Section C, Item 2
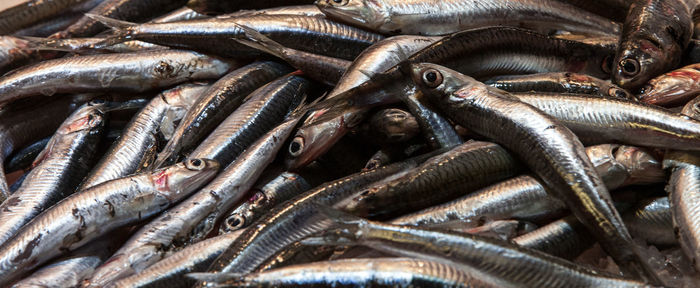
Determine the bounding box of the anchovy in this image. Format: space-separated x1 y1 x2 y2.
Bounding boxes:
255 241 337 272
316 0 619 36
309 208 648 288
220 172 311 233
200 151 441 279
511 92 700 151
111 230 244 288
0 156 218 284
286 35 439 169
223 5 323 18
189 74 308 166
287 27 614 169
150 6 209 23
409 63 660 283
152 61 293 168
5 137 50 174
233 23 351 86
80 83 209 189
187 0 314 14
623 197 676 246
57 0 188 38
97 14 384 60
0 36 37 75
485 72 634 99
555 0 631 22
0 50 234 106
26 37 169 54
613 0 693 89
0 0 100 34
403 91 463 149
637 63 700 106
340 141 523 219
192 258 501 288
0 97 88 203
360 108 420 145
513 214 593 260
0 101 108 246
13 13 83 37
85 114 303 287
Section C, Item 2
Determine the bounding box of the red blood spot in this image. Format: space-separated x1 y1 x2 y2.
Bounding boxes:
668 70 700 82
152 170 170 192
290 70 304 76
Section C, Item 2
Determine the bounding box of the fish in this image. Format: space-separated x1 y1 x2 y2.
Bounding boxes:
0 50 235 106
0 156 218 284
24 37 170 54
85 113 304 287
511 92 700 151
0 100 109 247
340 141 523 219
403 91 462 149
555 0 631 22
94 14 384 60
57 0 188 38
613 0 693 89
316 0 620 36
359 108 420 145
484 72 634 100
190 258 503 288
80 83 210 189
152 61 293 168
513 214 594 260
111 230 244 288
13 12 83 37
220 172 311 233
0 36 40 75
307 207 648 288
149 6 209 23
187 0 315 14
623 197 676 246
409 62 661 283
0 0 101 34
637 63 700 106
4 137 51 175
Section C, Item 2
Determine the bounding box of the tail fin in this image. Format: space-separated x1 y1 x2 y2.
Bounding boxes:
232 23 289 60
85 14 137 46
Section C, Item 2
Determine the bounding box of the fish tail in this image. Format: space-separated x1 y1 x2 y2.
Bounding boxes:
232 23 288 60
85 14 136 46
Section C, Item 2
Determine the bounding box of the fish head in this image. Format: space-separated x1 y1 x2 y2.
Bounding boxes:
60 100 108 135
682 95 700 120
285 109 362 170
370 108 419 143
151 158 219 201
587 144 629 190
409 63 478 106
315 0 386 31
637 67 700 106
614 146 665 187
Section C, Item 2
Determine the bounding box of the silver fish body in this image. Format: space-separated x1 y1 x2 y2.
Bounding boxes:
86 115 303 287
0 0 98 34
0 101 107 246
316 0 620 36
410 63 660 283
513 215 593 260
0 159 219 284
0 50 234 106
150 7 209 23
623 197 676 246
81 83 209 189
484 72 633 100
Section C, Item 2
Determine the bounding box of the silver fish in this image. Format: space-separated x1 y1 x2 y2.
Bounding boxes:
623 197 676 246
0 158 219 284
80 83 209 189
85 114 304 287
0 50 234 106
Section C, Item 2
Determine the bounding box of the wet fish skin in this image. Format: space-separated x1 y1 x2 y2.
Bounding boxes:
254 241 337 272
514 214 594 260
340 141 523 219
187 0 315 15
511 92 700 152
623 197 676 246
86 115 304 287
5 137 51 174
0 158 219 284
403 90 462 149
80 83 210 189
221 172 311 233
555 0 631 22
0 36 39 75
26 37 169 54
58 0 188 38
0 0 97 34
111 230 244 288
101 15 384 61
316 0 620 36
362 108 420 145
188 74 309 166
286 35 439 169
0 101 107 246
198 151 442 281
13 12 83 37
613 0 693 90
150 7 209 23
312 208 648 288
637 63 700 106
153 61 292 168
0 50 235 106
409 63 661 283
222 5 323 18
484 72 634 100
194 258 501 288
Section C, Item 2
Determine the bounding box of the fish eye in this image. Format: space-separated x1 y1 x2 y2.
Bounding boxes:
226 215 245 230
421 68 443 88
620 58 640 77
330 0 348 5
186 158 205 170
154 61 175 77
289 137 305 157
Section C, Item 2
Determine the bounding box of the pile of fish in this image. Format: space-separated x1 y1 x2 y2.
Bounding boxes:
4 0 700 287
